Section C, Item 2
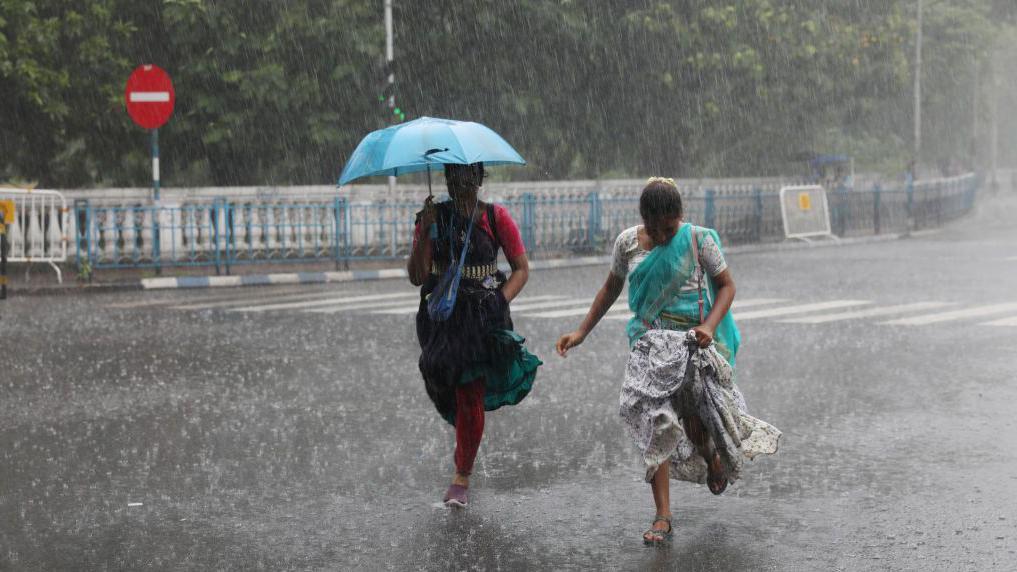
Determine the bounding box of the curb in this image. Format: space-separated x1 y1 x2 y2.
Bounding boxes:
7 282 143 297
134 231 938 291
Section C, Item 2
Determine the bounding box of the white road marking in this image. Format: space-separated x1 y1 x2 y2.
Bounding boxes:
367 295 568 316
526 305 624 319
302 299 424 314
981 315 1017 326
601 298 793 321
1005 256 1017 261
172 290 382 310
227 292 417 313
780 302 954 324
883 302 1017 325
511 298 591 313
532 297 789 320
106 286 326 308
734 300 871 321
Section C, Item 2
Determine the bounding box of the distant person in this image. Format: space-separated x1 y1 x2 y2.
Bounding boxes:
554 177 781 544
407 162 542 508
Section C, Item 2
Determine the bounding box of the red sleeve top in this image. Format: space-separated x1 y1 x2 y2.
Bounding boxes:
413 203 526 259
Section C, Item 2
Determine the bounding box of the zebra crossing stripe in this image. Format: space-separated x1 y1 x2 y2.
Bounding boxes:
882 302 1017 325
368 295 568 316
734 300 870 321
511 298 588 313
780 301 953 324
303 299 424 314
601 298 793 321
172 290 365 311
981 315 1017 326
537 297 788 320
526 304 626 319
226 292 418 313
107 285 322 309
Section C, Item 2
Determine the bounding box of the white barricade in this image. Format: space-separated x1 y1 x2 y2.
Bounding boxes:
0 188 69 282
779 185 837 242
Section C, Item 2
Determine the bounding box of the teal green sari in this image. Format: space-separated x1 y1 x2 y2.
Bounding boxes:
625 223 741 367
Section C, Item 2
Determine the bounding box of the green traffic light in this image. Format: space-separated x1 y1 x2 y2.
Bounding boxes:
393 107 401 115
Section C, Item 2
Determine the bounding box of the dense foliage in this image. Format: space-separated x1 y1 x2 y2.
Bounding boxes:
1 0 1013 187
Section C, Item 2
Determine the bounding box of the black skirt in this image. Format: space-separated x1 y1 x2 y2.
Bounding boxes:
415 271 540 424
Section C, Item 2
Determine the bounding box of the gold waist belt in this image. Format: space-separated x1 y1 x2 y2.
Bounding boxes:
430 262 498 280
654 311 698 329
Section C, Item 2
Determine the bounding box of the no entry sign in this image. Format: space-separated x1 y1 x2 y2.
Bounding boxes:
125 65 175 129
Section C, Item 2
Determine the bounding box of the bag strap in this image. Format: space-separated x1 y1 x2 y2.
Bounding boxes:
690 226 705 324
453 199 480 270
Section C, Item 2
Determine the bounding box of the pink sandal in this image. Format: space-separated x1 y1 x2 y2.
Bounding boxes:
443 484 468 508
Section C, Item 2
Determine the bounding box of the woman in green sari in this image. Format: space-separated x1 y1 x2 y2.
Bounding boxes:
556 177 780 545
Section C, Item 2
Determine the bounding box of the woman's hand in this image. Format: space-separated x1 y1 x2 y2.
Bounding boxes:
555 331 587 357
691 324 715 348
418 196 437 229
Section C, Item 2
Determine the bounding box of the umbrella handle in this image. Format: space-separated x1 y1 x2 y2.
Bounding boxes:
427 164 433 198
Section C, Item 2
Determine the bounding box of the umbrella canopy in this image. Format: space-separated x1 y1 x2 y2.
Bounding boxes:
338 116 526 186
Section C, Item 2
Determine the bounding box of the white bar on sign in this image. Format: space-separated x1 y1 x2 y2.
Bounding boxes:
153 157 160 181
130 92 171 102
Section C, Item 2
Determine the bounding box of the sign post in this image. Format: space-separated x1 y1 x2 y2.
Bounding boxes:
125 64 175 202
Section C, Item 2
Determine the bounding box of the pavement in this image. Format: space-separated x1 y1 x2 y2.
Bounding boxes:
1 195 1016 570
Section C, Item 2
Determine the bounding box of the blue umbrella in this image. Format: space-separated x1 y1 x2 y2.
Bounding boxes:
338 116 526 192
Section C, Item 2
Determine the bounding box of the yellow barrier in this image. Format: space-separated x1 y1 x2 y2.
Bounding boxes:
0 198 13 224
0 199 10 299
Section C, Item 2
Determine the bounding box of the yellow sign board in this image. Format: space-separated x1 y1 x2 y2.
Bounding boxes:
798 192 812 211
0 199 13 224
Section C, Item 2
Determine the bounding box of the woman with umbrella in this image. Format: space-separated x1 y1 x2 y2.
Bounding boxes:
555 177 780 544
407 162 541 507
339 117 542 507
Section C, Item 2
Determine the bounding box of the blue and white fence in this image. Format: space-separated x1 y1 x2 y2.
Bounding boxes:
62 173 979 273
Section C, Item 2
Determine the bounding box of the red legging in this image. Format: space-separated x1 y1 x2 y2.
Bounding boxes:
454 378 486 476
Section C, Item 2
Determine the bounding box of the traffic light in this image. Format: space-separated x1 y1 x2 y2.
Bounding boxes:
378 59 406 123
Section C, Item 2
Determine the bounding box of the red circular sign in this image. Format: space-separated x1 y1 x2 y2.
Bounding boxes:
125 64 175 129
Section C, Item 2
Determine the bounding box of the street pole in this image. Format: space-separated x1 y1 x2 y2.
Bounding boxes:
152 128 160 202
991 61 1000 192
914 0 923 178
973 60 980 172
385 0 396 194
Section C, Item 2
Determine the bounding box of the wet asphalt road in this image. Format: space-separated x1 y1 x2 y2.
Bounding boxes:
2 197 1016 571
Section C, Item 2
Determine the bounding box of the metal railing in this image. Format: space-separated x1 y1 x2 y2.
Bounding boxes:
0 188 69 282
63 173 978 273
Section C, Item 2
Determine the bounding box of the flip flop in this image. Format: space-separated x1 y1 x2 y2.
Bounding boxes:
642 515 673 545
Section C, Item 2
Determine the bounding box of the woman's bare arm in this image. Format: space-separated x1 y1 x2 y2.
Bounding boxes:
407 199 436 286
556 272 625 356
500 253 529 302
692 269 735 346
